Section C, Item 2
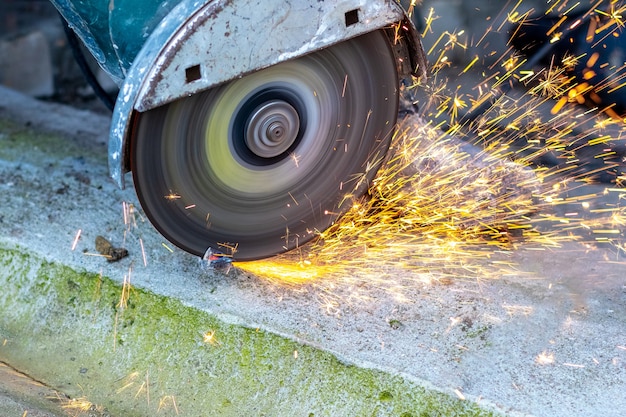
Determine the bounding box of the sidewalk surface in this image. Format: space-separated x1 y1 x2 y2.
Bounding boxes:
1 83 625 417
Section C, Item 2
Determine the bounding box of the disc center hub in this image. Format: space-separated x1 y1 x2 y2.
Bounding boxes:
245 100 300 158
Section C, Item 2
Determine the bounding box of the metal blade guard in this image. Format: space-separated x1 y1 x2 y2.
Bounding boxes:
50 0 427 260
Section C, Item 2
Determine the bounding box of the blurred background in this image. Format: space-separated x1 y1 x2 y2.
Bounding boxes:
0 0 116 113
2 0 625 182
0 0 547 110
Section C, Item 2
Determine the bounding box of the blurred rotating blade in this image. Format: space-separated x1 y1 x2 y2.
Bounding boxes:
131 30 399 261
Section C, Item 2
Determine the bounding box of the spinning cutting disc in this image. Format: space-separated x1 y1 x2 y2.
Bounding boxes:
131 30 399 260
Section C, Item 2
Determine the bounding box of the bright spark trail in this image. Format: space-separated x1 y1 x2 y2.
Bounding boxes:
238 0 626 299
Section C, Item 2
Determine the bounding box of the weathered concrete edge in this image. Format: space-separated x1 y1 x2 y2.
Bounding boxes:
0 243 513 417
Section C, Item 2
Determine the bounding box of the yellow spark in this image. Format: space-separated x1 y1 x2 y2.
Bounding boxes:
545 0 562 15
217 242 238 257
595 3 626 32
450 93 468 122
462 55 480 74
561 53 582 71
236 1 626 306
157 395 180 415
505 0 525 25
116 380 136 394
546 15 568 36
494 54 527 88
530 60 573 98
427 30 466 57
121 370 151 406
203 330 221 346
551 97 568 115
422 7 438 35
116 371 141 394
61 397 94 412
238 259 340 285
117 268 132 310
165 193 181 201
535 350 555 365
145 371 151 406
518 70 535 83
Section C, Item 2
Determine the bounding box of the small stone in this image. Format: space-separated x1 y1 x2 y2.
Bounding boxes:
95 235 128 262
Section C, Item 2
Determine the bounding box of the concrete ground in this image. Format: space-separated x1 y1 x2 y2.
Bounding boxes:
1 79 626 417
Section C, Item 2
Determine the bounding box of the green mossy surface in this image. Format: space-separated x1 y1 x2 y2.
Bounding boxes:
0 246 501 417
0 119 59 160
0 118 102 165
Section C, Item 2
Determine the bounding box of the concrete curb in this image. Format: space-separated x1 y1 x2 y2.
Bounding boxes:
1 86 625 417
0 246 497 417
0 86 505 416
